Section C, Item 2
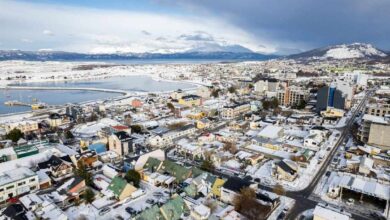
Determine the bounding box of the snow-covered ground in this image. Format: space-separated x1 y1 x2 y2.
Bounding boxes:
0 61 209 87
324 43 386 59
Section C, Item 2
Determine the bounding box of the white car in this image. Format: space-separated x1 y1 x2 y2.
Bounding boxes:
346 198 354 205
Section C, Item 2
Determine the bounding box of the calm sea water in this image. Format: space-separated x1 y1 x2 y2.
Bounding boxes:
1 75 196 114
0 89 119 114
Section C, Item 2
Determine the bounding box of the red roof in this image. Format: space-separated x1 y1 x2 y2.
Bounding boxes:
112 125 129 131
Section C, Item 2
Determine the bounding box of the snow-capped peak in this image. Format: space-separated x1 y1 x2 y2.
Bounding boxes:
324 43 386 59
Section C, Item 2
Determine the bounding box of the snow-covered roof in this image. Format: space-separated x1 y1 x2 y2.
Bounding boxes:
0 167 36 187
362 114 388 124
332 173 390 200
313 205 350 220
258 125 283 139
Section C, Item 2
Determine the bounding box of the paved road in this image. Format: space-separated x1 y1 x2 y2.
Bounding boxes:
284 90 372 220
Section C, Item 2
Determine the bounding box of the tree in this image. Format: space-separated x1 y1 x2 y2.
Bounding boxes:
296 100 307 109
74 161 93 186
262 100 270 110
84 188 95 204
223 142 238 154
64 130 74 139
5 128 23 142
200 160 215 172
130 125 142 133
125 170 141 187
248 83 254 89
167 102 175 111
270 97 279 108
228 86 236 94
272 184 286 196
211 89 220 98
233 187 270 220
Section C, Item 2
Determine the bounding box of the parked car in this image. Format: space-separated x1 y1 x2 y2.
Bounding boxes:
125 207 135 215
99 207 111 216
346 198 354 205
113 203 122 209
146 199 154 204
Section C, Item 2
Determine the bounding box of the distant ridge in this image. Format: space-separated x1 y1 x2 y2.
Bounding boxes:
287 43 387 60
0 50 278 61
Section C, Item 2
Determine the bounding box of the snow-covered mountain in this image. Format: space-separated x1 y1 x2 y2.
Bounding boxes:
287 43 387 60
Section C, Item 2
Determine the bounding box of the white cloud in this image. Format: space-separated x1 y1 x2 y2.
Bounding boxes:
42 30 54 36
21 38 33 43
0 1 278 54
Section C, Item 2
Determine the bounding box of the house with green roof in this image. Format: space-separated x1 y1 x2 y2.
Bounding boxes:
143 157 163 173
135 205 163 220
107 176 137 201
159 160 191 183
191 167 205 178
159 195 189 220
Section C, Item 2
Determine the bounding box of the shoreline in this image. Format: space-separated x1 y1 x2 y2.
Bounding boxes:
0 78 202 117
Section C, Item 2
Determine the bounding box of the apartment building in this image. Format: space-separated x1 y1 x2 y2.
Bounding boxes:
254 78 279 94
358 114 390 150
0 167 39 202
178 95 203 107
4 120 39 133
220 103 251 120
277 86 309 107
365 103 390 117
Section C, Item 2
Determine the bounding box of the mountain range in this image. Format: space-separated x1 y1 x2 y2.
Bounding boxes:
0 43 388 61
287 43 388 60
0 50 276 61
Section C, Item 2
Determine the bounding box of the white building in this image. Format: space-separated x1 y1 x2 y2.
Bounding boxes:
220 103 251 120
0 167 39 202
313 204 351 220
4 120 39 133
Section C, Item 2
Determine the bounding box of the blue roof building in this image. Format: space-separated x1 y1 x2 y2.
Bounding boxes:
88 143 107 154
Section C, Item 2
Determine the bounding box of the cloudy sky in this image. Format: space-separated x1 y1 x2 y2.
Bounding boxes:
0 0 389 55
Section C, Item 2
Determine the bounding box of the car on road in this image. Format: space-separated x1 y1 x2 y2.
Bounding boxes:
277 211 286 220
125 207 135 215
113 203 122 209
146 199 155 204
370 211 386 220
99 207 111 216
346 198 354 205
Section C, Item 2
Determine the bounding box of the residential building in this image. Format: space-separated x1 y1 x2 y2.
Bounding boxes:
358 114 390 150
272 159 298 181
313 204 351 220
220 103 251 120
0 167 39 202
365 103 390 117
38 155 73 181
178 95 203 107
220 177 255 204
4 120 39 134
277 86 309 107
108 131 133 157
108 176 137 201
254 78 279 94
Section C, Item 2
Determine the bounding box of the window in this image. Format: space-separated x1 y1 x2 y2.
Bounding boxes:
18 182 25 186
0 188 3 192
6 185 14 190
30 178 36 182
30 186 36 191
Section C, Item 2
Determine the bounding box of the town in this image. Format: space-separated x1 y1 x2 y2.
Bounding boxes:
0 55 389 220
